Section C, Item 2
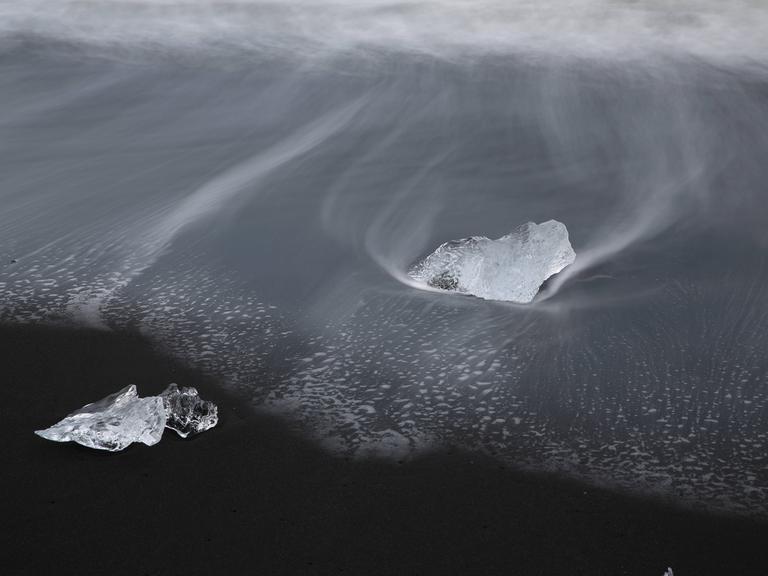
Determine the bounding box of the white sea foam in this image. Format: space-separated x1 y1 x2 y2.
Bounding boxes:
2 1 768 66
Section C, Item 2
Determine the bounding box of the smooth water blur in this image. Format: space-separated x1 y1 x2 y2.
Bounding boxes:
1 2 768 515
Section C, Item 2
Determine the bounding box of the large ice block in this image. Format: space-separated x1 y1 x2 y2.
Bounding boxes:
34 385 166 452
409 220 576 303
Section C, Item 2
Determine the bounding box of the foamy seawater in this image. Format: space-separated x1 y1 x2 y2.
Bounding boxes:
2 1 768 515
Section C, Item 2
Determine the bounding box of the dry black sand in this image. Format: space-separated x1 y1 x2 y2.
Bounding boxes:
3 323 767 575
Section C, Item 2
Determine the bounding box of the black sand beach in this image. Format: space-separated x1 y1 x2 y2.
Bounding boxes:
4 1 768 573
3 323 767 575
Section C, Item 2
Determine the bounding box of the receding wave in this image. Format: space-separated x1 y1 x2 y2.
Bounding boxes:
3 0 768 517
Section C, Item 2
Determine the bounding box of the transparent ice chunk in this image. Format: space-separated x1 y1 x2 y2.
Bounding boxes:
409 220 576 303
34 385 166 452
160 383 218 438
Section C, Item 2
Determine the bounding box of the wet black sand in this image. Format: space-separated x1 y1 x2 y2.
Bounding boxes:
3 323 767 575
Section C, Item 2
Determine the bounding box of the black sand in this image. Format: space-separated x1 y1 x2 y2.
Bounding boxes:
2 323 767 575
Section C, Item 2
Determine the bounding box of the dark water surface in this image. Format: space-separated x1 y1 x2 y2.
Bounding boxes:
2 20 768 516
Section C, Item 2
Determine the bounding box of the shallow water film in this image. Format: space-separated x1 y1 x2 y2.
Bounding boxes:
2 1 768 516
